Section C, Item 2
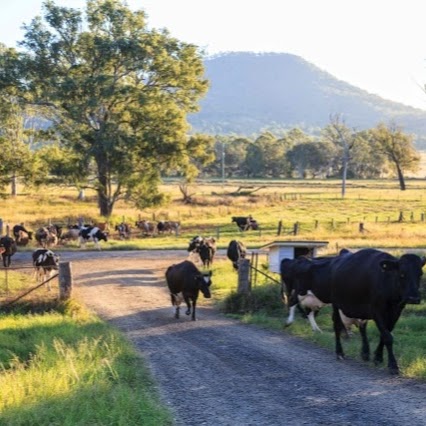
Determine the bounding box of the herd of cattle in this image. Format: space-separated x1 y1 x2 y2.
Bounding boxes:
3 212 418 375
167 240 425 375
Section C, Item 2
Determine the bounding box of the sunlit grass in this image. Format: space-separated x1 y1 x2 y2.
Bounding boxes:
2 179 426 252
0 301 173 425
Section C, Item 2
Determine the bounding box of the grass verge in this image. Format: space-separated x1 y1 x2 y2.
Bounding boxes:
0 299 173 425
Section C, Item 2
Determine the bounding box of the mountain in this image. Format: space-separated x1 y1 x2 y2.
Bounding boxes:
188 52 426 147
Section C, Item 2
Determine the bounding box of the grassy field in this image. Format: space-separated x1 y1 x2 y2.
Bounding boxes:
2 178 426 252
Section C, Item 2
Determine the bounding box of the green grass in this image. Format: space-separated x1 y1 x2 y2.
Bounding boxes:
211 258 426 380
0 300 173 425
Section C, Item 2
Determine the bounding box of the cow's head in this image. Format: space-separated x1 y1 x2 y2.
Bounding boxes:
380 254 426 304
98 231 108 242
188 236 203 252
196 271 212 298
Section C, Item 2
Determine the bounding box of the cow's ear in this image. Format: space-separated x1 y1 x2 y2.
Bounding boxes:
421 257 426 267
380 260 399 271
209 271 213 277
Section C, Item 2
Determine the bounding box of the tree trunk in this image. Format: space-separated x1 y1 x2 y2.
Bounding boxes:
11 174 17 197
98 190 113 217
396 163 406 191
341 160 348 198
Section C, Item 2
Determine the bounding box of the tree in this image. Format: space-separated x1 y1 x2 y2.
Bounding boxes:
0 95 46 196
286 140 335 178
322 114 356 197
371 122 420 190
0 0 209 216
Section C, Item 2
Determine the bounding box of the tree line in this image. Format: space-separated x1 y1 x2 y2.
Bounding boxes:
203 116 420 190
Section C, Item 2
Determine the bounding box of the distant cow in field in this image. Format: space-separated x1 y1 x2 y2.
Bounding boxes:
35 227 58 248
165 260 212 321
157 221 180 235
226 240 247 270
330 248 426 374
232 216 259 231
0 236 17 267
115 222 131 239
135 220 156 237
13 224 33 246
79 226 108 250
32 249 60 291
60 227 81 244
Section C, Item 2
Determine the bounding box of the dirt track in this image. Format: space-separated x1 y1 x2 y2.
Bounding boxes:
16 250 426 425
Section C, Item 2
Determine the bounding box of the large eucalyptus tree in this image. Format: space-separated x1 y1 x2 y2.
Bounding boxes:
0 0 210 216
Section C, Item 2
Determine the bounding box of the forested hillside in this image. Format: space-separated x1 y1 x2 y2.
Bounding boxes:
189 52 426 147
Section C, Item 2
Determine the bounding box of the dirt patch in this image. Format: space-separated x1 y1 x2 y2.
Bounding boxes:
16 250 426 426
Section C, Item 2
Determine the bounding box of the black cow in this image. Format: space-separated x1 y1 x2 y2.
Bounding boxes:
165 260 212 321
79 226 108 250
32 249 60 291
330 248 425 374
0 236 17 267
232 216 258 231
227 240 247 270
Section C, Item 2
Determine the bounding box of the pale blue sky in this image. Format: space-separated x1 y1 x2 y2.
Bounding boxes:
1 0 426 110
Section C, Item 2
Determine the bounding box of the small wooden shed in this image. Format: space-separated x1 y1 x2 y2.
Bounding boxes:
260 240 329 273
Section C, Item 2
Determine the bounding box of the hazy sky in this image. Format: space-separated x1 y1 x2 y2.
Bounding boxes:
1 0 426 110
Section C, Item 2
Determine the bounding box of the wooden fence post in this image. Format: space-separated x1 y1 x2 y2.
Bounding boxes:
59 262 73 301
237 259 251 295
293 222 299 236
277 220 282 236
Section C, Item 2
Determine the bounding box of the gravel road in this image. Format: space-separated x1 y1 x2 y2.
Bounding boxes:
15 250 426 426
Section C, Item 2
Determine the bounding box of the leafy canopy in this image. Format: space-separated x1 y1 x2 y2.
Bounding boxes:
0 0 211 216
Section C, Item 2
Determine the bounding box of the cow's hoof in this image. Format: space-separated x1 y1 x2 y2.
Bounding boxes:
361 353 370 361
185 310 191 316
374 357 383 365
337 354 345 361
284 322 292 328
389 367 400 375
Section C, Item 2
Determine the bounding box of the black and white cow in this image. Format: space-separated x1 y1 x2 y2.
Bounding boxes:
79 226 108 250
187 236 216 268
280 249 356 333
231 216 259 231
0 236 17 267
32 249 60 290
165 260 212 321
330 248 426 374
226 240 247 270
115 222 131 240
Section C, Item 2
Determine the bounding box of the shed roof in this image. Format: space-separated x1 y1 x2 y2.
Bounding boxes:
260 240 329 249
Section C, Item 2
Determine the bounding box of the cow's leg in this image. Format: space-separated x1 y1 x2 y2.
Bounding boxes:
45 269 52 291
374 338 384 365
191 299 197 321
171 294 180 319
184 296 191 316
332 305 345 360
307 310 322 333
374 318 398 374
358 321 370 361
